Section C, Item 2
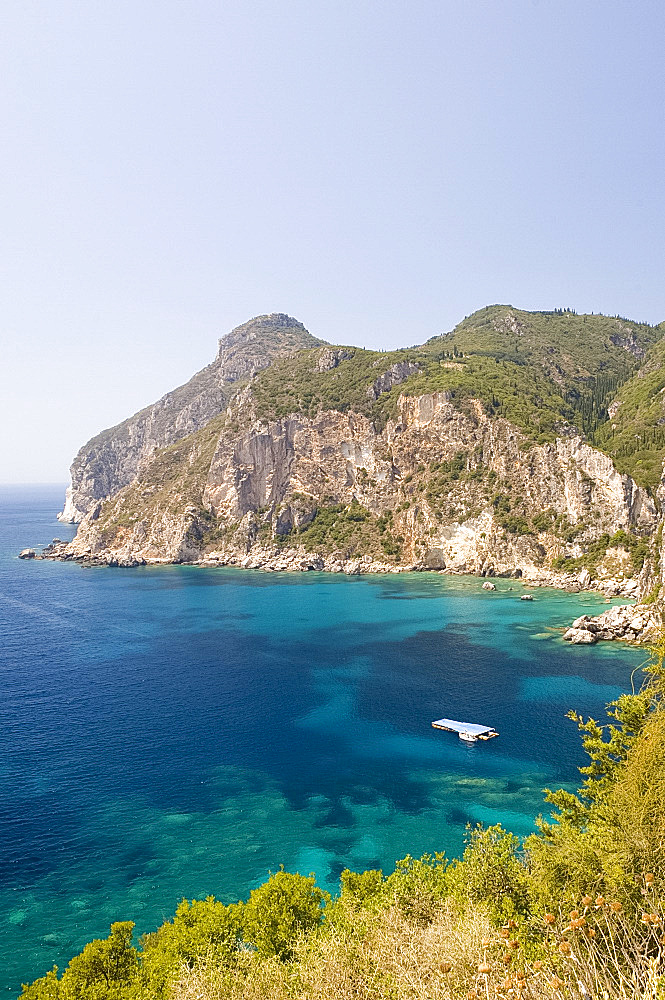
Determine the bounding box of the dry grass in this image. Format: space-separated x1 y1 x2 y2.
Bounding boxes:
171 892 665 1000
173 902 493 1000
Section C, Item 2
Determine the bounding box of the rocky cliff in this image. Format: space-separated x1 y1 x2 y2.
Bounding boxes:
46 307 665 633
59 314 323 522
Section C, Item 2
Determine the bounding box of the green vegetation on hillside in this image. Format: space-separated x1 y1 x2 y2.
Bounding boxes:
551 528 650 578
435 305 659 381
275 500 404 562
89 308 665 565
95 416 227 542
397 354 572 441
253 342 577 442
251 308 665 483
593 332 665 489
21 644 665 999
251 346 422 426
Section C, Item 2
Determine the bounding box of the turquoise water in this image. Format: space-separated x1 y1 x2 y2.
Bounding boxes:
0 485 646 993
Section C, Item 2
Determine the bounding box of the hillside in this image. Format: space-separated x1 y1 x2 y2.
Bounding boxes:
250 307 662 445
48 306 665 607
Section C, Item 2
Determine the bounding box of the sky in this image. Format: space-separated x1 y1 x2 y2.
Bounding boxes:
1 0 664 483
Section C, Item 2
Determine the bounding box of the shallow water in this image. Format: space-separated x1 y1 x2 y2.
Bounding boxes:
0 485 645 992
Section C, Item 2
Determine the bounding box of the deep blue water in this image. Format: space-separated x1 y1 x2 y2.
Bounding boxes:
0 485 645 993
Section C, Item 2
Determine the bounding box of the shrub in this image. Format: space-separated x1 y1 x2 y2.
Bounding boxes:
243 870 329 960
447 825 532 924
140 897 242 990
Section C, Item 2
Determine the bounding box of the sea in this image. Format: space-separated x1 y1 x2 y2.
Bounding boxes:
0 484 646 993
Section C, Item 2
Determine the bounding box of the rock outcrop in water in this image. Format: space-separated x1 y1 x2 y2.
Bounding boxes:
45 305 665 634
563 603 663 644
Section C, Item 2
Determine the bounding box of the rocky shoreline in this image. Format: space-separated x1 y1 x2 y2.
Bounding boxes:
28 536 637 589
25 536 662 644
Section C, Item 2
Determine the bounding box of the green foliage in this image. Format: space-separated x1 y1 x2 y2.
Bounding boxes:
252 346 422 426
243 869 329 960
140 897 242 991
550 528 650 577
593 337 665 488
434 306 658 386
446 825 532 924
339 868 385 908
294 500 403 562
383 852 449 921
19 968 60 1000
527 643 665 909
63 921 138 998
532 509 556 531
251 308 662 458
21 923 139 1000
401 354 571 443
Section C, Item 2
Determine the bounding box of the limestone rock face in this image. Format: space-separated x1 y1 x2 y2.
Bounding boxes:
553 437 655 532
366 361 421 400
57 386 659 585
204 408 394 520
58 315 322 522
315 348 354 373
199 390 656 579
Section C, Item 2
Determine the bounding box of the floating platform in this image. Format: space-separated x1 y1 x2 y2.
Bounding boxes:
431 718 499 741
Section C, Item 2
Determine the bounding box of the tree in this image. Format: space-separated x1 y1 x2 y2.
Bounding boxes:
243 869 329 959
63 921 138 997
140 896 242 991
527 638 665 909
20 967 60 1000
19 922 140 999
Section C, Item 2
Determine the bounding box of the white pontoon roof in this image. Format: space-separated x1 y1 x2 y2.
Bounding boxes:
432 719 496 736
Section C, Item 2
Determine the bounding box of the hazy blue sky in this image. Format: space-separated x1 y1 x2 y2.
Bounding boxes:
2 0 664 482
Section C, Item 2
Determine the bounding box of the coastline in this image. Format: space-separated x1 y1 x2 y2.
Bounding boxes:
31 536 638 594
27 536 661 646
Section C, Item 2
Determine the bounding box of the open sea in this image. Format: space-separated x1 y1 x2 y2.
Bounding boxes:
0 484 646 993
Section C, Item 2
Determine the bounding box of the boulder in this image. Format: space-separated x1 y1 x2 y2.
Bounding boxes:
18 548 36 559
563 628 597 644
482 581 496 591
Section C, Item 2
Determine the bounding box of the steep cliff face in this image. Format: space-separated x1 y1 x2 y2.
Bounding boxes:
59 315 323 522
196 391 656 580
55 387 658 595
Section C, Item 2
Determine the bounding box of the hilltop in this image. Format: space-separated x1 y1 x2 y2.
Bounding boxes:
58 314 323 522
